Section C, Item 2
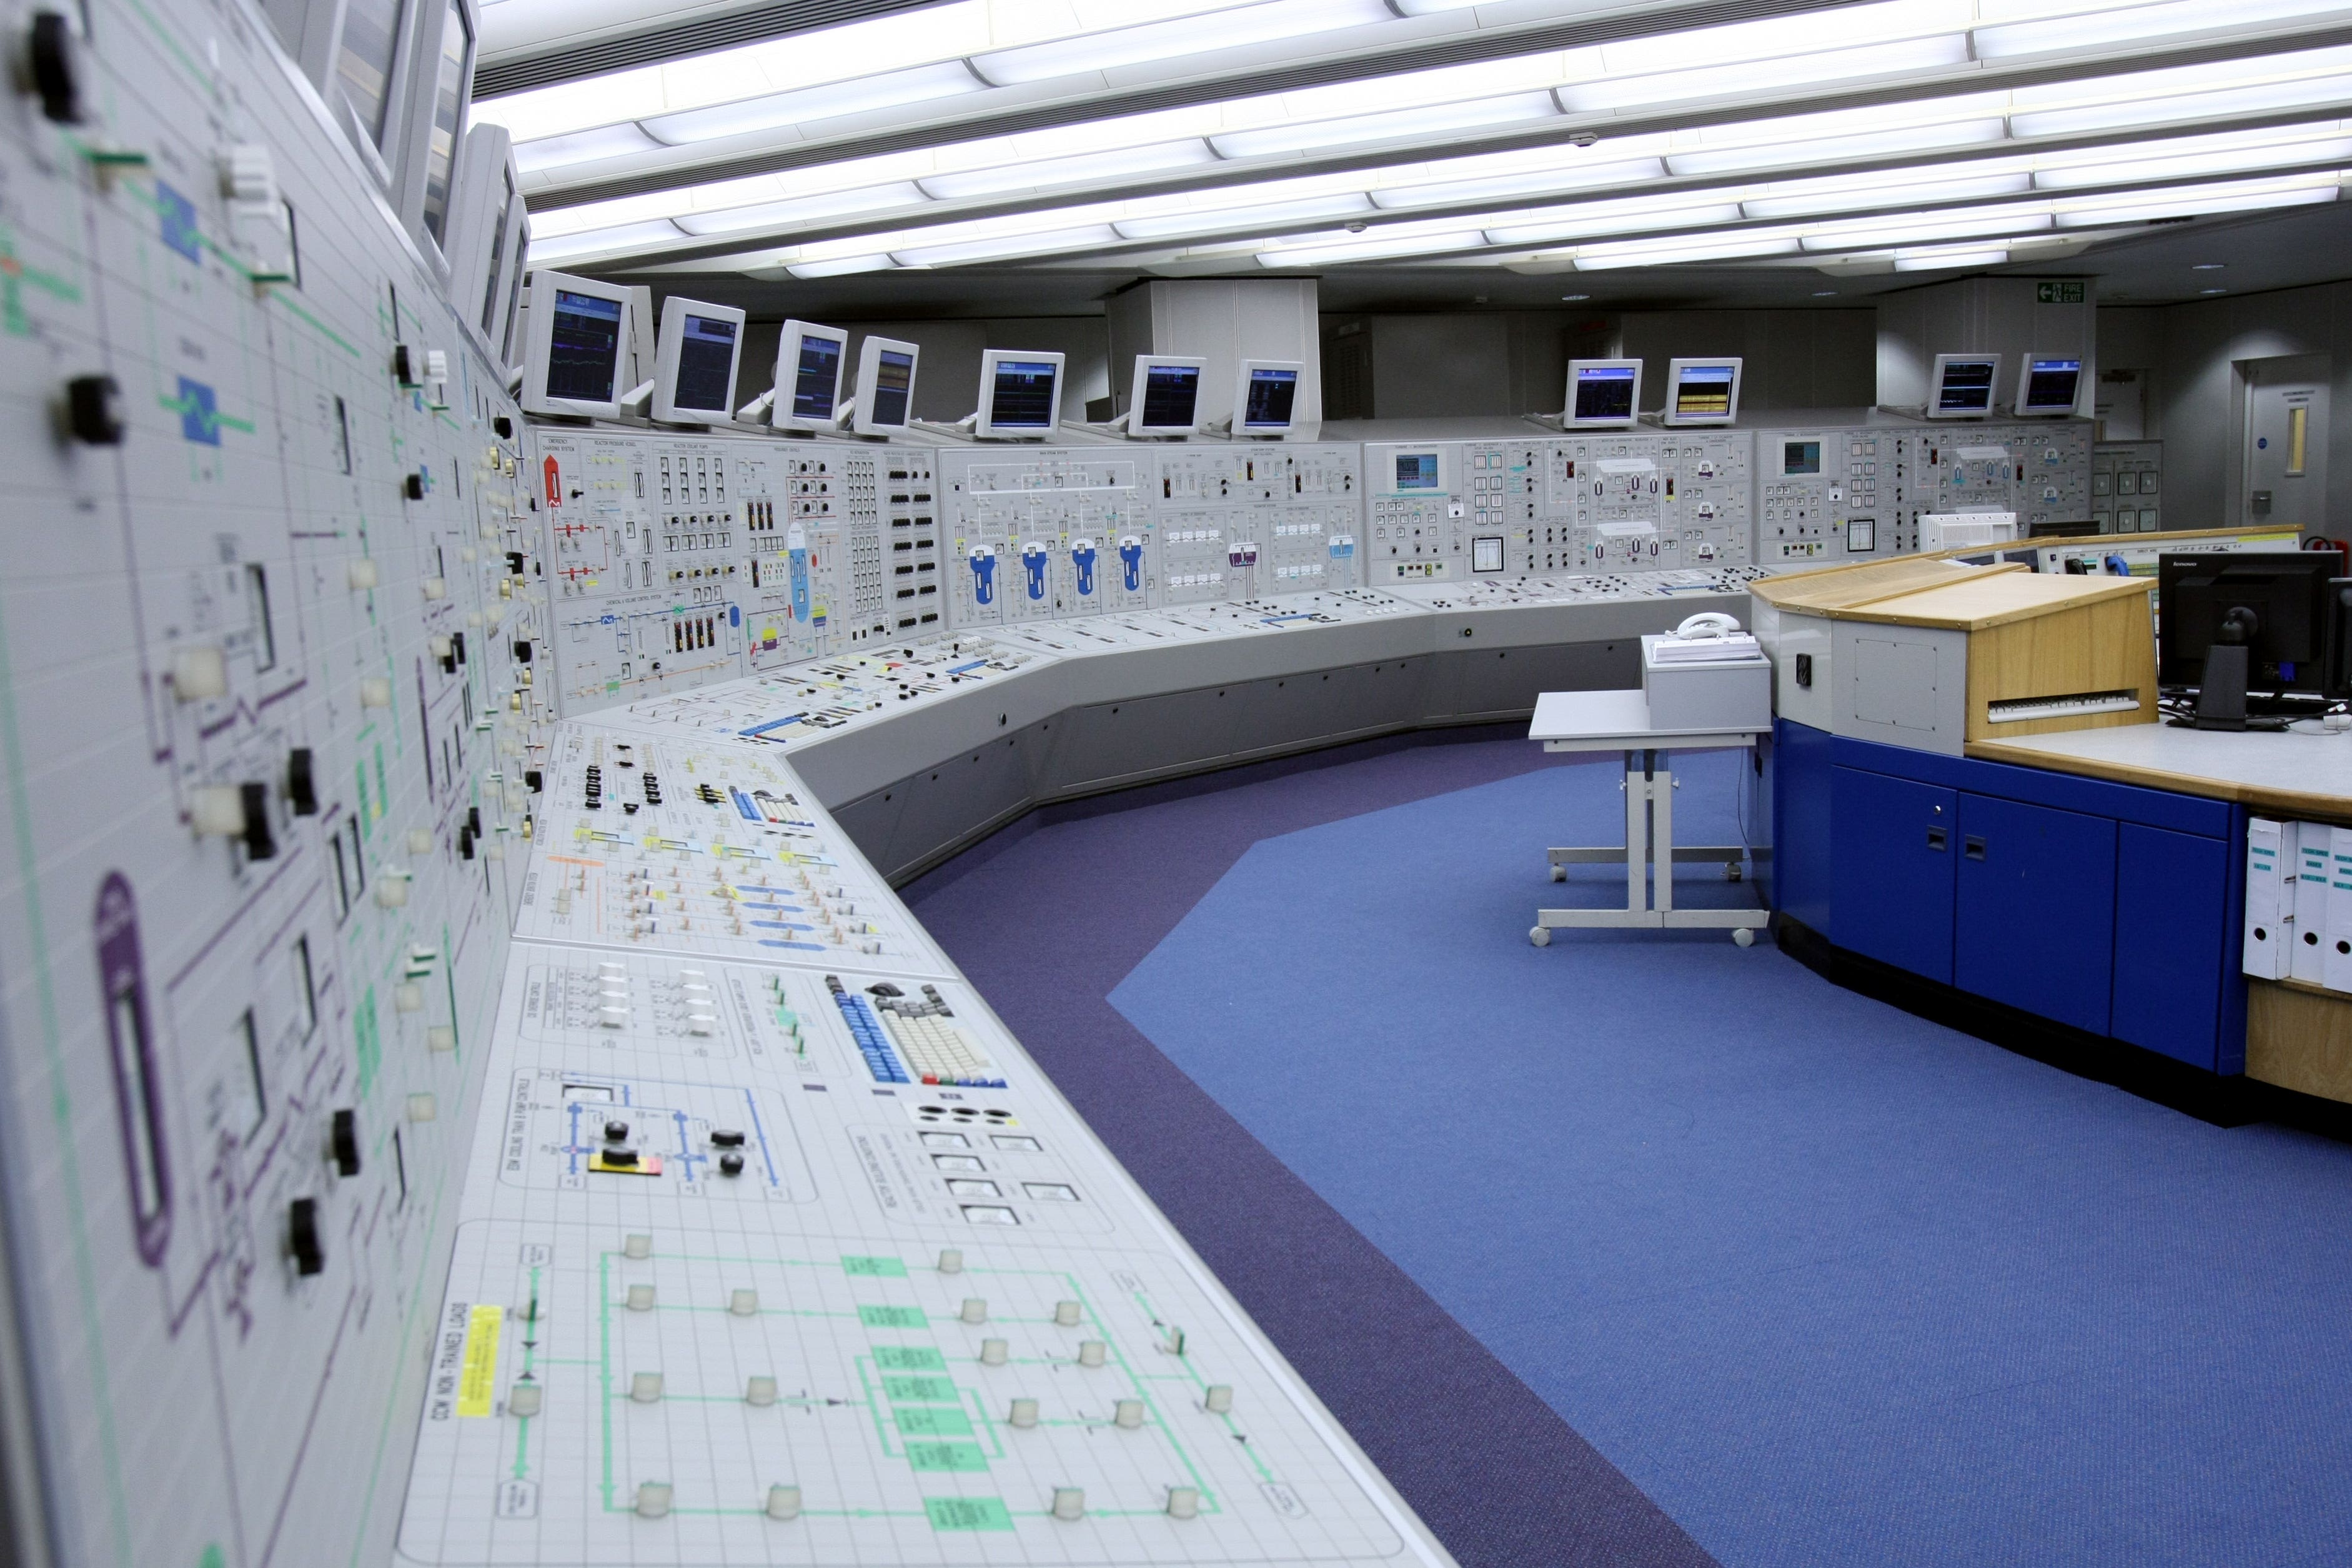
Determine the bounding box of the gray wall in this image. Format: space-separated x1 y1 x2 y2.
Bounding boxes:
2100 284 2352 534
1620 309 1875 412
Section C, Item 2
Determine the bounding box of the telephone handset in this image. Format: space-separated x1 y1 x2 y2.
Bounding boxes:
1672 612 1742 641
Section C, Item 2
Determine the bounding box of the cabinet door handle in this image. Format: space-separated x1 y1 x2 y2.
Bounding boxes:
1963 834 1986 861
1926 825 1947 851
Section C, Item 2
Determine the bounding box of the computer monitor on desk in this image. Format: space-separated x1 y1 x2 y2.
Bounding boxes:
2159 552 2351 728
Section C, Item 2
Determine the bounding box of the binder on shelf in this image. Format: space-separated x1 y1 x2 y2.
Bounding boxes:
2326 825 2352 995
2292 823 2331 985
2245 817 2289 980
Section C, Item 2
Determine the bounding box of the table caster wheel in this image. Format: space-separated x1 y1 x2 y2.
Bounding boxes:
1549 865 1566 882
1732 927 1755 948
1529 927 1551 947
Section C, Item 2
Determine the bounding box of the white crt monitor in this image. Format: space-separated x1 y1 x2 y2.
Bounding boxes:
976 350 1065 439
1234 359 1305 437
519 269 631 419
1564 359 1642 428
1660 359 1742 426
1927 352 2002 419
1128 355 1206 435
2014 354 2083 417
772 319 850 430
652 297 747 424
850 336 920 437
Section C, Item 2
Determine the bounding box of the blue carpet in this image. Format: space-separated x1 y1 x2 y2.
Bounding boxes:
1108 750 2352 1568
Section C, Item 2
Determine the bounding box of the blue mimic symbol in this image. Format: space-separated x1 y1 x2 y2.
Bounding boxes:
1071 540 1097 597
968 546 996 605
1022 542 1049 601
788 525 811 622
1119 537 1144 593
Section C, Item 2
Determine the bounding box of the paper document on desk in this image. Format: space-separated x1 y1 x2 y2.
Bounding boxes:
1649 632 1762 663
2326 825 2352 994
2292 824 2331 985
2244 818 2288 980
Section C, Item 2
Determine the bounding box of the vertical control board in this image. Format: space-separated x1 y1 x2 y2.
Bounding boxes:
2093 440 2163 533
1749 425 1915 561
1915 421 2093 534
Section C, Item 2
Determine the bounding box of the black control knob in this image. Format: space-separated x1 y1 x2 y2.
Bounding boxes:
66 374 123 444
604 1119 629 1142
710 1129 745 1148
240 782 275 860
289 1198 324 1276
29 11 81 124
404 472 425 501
286 747 318 815
718 1152 745 1177
493 415 514 440
331 1109 361 1176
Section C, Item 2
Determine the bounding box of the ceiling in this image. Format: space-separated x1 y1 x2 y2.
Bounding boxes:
467 0 2352 305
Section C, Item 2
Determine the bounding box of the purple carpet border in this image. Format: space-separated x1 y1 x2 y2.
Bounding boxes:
901 725 1722 1568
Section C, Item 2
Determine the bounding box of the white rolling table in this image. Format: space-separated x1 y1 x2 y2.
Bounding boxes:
1527 688 1770 946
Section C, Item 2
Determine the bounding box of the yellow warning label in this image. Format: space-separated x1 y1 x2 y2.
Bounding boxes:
457 1304 502 1417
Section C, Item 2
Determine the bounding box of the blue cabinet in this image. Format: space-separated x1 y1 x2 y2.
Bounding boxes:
1773 723 2248 1076
1954 793 2117 1035
1832 766 1957 983
2112 824 2234 1071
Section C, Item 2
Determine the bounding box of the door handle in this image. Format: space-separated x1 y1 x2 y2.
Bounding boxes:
1926 825 1947 851
1963 834 1986 861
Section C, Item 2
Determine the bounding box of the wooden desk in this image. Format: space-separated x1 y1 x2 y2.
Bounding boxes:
1970 720 2352 1103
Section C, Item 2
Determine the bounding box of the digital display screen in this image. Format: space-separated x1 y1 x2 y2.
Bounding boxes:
546 288 625 402
2023 359 2082 412
1784 440 1822 475
417 0 469 244
1572 366 1636 420
1395 454 1439 490
989 360 1059 429
790 336 843 421
672 314 738 413
870 350 914 427
1936 358 1998 412
1139 364 1199 428
1242 367 1299 430
1674 366 1735 417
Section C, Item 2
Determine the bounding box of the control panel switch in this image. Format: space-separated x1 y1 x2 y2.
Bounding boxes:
287 1197 323 1276
64 374 122 444
507 1384 541 1418
330 1109 360 1176
745 1376 778 1407
28 11 82 122
766 1484 800 1521
285 748 318 815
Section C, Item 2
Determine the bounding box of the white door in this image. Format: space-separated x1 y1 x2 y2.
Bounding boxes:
2243 354 2330 533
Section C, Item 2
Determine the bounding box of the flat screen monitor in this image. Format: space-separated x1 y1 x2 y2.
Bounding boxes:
1395 452 1440 490
652 297 746 424
1128 355 1204 435
2015 354 2083 417
851 336 919 437
1783 440 1822 476
1927 353 2001 419
771 320 848 430
520 269 630 420
1234 359 1304 437
2158 552 2345 696
1564 359 1641 428
976 350 1064 439
1661 359 1740 426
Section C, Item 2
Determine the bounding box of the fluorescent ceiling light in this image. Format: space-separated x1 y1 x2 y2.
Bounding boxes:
638 61 983 147
2005 45 2352 137
1893 246 2013 270
2033 133 2352 189
895 223 1126 266
1797 207 2053 249
1258 227 1488 265
786 253 898 279
1570 233 1805 268
1211 92 1557 159
1665 116 2007 178
529 219 683 261
921 141 1217 201
1559 34 1973 114
509 123 658 174
971 0 1394 84
1115 191 1376 241
672 183 929 236
1975 0 2352 59
1370 156 1666 209
2052 171 2344 224
1484 201 1744 246
1743 169 2033 219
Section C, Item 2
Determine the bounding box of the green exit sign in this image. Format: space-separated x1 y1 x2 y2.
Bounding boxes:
2036 280 2086 304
